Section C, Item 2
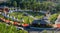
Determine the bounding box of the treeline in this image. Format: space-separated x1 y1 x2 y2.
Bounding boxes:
0 0 60 12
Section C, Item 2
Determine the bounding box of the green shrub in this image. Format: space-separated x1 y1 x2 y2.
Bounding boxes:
49 14 58 24
43 30 47 33
0 22 28 33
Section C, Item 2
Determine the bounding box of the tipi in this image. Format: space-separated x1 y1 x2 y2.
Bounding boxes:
55 15 60 28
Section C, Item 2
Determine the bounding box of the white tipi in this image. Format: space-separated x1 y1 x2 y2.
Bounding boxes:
55 14 60 28
55 15 60 24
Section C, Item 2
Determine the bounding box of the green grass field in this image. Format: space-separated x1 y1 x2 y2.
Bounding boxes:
9 12 44 24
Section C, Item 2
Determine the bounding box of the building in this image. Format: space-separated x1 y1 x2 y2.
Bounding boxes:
0 6 9 12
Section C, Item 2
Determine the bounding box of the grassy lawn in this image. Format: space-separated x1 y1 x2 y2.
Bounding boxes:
9 11 44 24
9 12 34 24
24 11 44 19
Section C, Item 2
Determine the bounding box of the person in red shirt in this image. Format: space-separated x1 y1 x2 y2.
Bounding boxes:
2 19 5 22
5 20 10 25
13 21 18 26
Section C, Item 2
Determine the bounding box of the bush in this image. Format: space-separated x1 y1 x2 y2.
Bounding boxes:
0 22 28 33
49 14 58 24
43 30 47 33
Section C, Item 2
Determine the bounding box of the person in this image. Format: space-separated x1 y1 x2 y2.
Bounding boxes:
13 21 18 26
10 21 14 25
5 20 10 25
7 14 9 18
15 17 18 21
12 16 15 21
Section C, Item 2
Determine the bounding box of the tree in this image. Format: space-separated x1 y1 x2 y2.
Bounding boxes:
6 1 12 6
22 1 27 9
41 1 56 11
13 1 17 7
30 0 37 11
56 3 60 11
36 1 41 11
49 14 58 24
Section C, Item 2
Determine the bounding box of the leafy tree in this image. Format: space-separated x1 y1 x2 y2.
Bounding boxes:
56 3 60 11
7 0 57 11
13 1 17 7
40 1 56 11
49 14 58 24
